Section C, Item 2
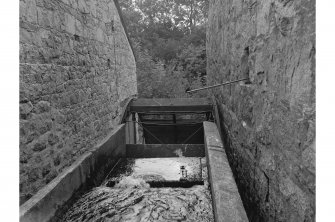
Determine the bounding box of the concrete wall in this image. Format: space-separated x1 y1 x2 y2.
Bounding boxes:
19 0 137 204
20 124 126 222
203 122 248 222
207 0 315 221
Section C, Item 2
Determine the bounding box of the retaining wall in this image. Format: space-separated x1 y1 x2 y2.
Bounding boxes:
19 0 137 204
207 0 315 221
20 124 126 222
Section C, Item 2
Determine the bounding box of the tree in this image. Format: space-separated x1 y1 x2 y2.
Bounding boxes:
119 0 208 98
172 0 209 33
134 42 166 98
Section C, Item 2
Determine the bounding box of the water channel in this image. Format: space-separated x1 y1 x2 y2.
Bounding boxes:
56 110 214 221
58 157 214 222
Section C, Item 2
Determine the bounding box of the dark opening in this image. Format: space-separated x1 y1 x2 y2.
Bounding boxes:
244 46 249 55
74 34 80 41
111 20 115 32
138 112 212 144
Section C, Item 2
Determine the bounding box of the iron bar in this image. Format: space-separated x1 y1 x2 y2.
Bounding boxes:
181 125 203 144
103 158 122 181
135 121 165 144
186 78 249 93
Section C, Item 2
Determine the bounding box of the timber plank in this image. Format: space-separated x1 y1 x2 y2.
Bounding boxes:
129 98 212 112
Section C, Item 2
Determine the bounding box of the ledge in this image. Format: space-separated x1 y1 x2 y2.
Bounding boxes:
126 144 205 158
203 121 249 222
20 124 126 222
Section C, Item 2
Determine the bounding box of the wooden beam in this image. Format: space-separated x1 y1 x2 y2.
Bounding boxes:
129 98 212 112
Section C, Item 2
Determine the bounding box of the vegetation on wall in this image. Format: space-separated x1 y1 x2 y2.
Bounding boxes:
119 0 209 98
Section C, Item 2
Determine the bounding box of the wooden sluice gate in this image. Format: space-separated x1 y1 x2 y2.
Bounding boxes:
20 98 248 222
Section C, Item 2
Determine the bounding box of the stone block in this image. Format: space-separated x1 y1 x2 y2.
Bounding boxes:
64 13 75 35
21 0 38 24
34 101 51 114
259 147 276 173
78 0 89 13
96 27 104 42
20 102 34 116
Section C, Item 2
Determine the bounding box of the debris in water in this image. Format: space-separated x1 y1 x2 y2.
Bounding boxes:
59 158 214 222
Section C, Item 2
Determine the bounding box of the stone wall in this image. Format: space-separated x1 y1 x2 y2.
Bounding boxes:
207 0 315 221
19 0 137 205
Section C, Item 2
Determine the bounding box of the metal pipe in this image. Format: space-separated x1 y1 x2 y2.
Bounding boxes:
186 78 249 93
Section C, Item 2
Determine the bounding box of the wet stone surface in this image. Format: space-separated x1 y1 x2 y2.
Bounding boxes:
59 158 214 222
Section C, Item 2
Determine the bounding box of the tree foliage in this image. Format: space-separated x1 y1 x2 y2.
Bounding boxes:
119 0 208 98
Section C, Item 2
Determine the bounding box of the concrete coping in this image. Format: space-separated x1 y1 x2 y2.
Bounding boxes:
20 124 126 222
203 121 249 222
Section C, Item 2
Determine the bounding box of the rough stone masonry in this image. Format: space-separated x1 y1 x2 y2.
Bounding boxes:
19 0 137 205
207 0 315 221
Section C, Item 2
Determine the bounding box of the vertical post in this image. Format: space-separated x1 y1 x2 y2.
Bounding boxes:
173 114 177 143
132 112 137 144
125 115 130 144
